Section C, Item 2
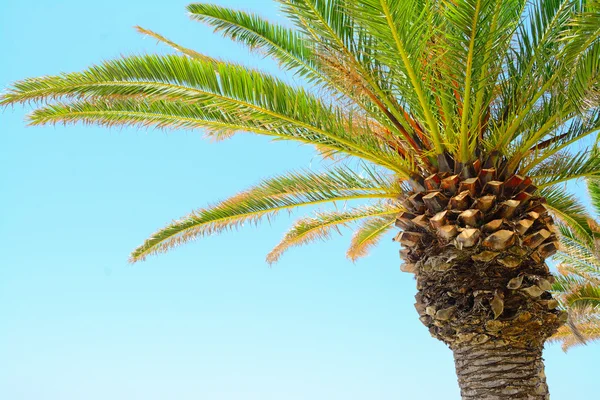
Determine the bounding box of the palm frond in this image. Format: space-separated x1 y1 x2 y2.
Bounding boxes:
135 26 215 61
490 0 598 156
187 3 328 86
279 0 431 158
346 213 396 262
130 167 402 262
550 274 600 351
441 0 526 161
544 0 599 112
539 186 593 242
532 149 600 188
550 320 600 351
175 0 421 157
348 0 444 154
552 174 600 351
25 98 399 164
266 202 401 264
589 178 600 216
555 230 600 281
0 54 411 174
554 275 600 309
28 98 271 134
520 109 600 173
567 39 600 112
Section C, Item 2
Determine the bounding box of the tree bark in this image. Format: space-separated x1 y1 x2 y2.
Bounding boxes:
453 340 549 399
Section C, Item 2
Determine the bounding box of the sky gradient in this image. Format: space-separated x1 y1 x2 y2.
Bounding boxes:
1 1 599 399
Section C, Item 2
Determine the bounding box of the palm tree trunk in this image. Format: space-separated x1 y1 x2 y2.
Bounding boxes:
452 340 549 399
408 246 565 399
397 169 569 398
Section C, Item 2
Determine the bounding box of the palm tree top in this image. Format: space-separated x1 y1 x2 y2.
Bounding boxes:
2 0 599 263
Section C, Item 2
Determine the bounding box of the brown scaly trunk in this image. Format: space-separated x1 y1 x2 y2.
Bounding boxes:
412 247 562 399
453 340 549 399
395 158 566 399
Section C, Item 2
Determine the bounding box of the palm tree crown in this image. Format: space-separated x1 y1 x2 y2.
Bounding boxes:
2 0 599 265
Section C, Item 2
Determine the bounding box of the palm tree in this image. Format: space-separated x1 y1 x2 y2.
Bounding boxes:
551 178 600 351
2 1 600 398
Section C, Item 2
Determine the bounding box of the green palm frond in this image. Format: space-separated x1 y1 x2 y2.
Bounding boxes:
567 40 600 112
554 272 600 308
25 98 396 162
555 229 600 281
441 0 526 161
552 272 600 351
187 4 325 84
552 176 600 350
186 3 438 156
1 54 411 174
520 109 600 174
532 149 600 188
558 13 600 99
130 167 402 262
501 0 571 134
551 275 600 351
539 186 593 242
346 214 396 262
347 0 444 154
490 0 600 159
564 284 600 309
589 178 600 216
266 202 401 264
550 271 600 351
3 1 597 169
28 99 271 134
279 0 433 157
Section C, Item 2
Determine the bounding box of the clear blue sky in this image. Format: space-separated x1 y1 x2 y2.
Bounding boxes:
1 1 598 399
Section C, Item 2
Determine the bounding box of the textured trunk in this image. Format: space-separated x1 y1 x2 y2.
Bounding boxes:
411 247 562 400
453 340 549 399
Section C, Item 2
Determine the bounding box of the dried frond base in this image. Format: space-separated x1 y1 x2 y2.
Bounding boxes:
397 162 564 349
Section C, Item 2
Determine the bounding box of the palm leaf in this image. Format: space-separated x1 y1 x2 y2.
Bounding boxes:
0 54 411 174
135 26 216 61
346 214 396 262
349 0 444 154
532 149 600 188
552 175 600 351
25 98 401 164
441 0 526 161
490 0 600 157
520 109 600 173
266 202 401 264
555 230 600 281
564 284 600 309
589 178 600 216
187 3 326 85
550 320 600 351
539 186 593 243
130 167 402 262
279 0 430 157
